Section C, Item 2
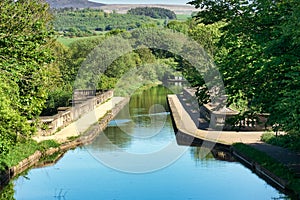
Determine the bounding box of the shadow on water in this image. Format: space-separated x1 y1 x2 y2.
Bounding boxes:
2 85 291 200
175 131 236 163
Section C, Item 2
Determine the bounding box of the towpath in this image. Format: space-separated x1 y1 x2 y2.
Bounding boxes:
34 97 124 143
168 93 300 177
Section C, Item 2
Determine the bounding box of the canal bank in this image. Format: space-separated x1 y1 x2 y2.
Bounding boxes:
0 96 129 190
167 93 300 198
8 85 286 200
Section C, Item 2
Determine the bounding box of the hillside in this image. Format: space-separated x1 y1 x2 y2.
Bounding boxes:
45 0 197 14
45 0 105 8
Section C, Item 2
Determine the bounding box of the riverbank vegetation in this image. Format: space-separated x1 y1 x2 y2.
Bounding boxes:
0 0 58 156
0 0 299 197
0 140 60 171
1 0 299 157
233 143 300 197
186 0 300 148
261 132 300 153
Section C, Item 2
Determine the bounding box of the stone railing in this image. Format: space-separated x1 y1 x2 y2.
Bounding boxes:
38 90 114 136
0 97 129 190
200 104 269 131
183 88 269 131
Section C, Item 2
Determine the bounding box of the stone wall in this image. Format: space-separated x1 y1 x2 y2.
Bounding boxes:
0 97 129 190
183 88 269 131
38 90 114 136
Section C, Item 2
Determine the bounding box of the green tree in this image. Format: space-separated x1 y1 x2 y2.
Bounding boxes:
189 0 300 133
127 7 177 20
0 0 54 153
0 0 54 119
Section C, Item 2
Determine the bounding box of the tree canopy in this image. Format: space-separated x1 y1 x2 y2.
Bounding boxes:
0 0 55 154
127 7 177 19
53 8 162 37
188 0 300 134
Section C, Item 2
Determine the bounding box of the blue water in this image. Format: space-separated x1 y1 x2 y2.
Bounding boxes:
13 86 287 200
89 0 190 5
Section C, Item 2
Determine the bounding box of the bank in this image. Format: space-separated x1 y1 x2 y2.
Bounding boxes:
0 93 129 190
167 93 300 199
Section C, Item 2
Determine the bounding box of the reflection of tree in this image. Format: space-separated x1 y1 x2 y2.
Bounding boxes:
129 85 173 116
0 182 15 200
190 147 215 162
88 126 133 151
190 146 235 163
88 85 173 151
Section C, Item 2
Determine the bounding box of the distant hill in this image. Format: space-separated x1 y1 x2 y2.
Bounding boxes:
45 0 105 8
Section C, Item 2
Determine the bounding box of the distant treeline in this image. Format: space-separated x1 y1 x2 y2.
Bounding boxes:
53 8 162 37
127 7 176 19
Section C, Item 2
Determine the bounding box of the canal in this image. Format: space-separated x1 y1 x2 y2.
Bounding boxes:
13 86 287 199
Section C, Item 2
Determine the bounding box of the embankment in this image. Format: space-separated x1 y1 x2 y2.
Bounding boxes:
0 97 129 189
167 94 298 198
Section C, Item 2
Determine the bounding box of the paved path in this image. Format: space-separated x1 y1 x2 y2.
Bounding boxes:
169 93 300 177
34 97 124 143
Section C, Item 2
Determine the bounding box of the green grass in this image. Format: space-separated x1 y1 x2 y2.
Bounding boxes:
57 35 103 47
176 14 192 21
0 140 39 170
261 132 300 153
0 139 60 171
233 143 300 197
38 140 60 152
39 151 62 164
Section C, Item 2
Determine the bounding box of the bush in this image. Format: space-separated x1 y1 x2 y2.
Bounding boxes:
41 89 72 116
261 132 300 153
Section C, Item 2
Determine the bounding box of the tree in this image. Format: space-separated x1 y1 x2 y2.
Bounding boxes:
189 0 300 133
0 0 54 153
128 7 177 20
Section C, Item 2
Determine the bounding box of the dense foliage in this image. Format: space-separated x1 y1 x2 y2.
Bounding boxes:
188 0 300 135
52 8 162 37
261 132 300 153
0 0 55 154
127 7 177 19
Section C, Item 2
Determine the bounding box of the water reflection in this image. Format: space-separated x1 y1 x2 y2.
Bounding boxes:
9 85 288 200
190 146 232 162
128 85 173 115
89 85 175 153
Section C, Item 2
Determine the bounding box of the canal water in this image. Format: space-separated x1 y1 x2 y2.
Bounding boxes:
13 86 287 199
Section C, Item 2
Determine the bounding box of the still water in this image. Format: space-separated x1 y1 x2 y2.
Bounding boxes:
13 86 287 199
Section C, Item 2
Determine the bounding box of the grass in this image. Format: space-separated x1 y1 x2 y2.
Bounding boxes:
0 140 39 171
233 143 300 197
0 139 60 171
39 151 62 164
176 14 192 21
57 35 103 47
261 132 300 153
67 135 80 141
0 140 61 199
